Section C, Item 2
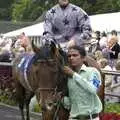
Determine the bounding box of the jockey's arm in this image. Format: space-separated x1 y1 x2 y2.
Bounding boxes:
71 9 92 46
43 11 54 38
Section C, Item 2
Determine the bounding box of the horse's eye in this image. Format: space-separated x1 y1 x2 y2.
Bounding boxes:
36 71 39 76
48 62 56 66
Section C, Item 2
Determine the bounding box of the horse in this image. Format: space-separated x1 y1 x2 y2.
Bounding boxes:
12 37 104 120
12 40 69 120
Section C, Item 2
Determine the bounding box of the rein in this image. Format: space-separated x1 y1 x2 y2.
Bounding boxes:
36 59 56 63
37 86 63 120
37 87 57 91
53 98 62 120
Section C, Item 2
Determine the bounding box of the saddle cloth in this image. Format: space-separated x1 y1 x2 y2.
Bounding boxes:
18 53 35 90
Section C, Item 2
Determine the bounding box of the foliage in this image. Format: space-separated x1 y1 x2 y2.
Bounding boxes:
12 0 120 21
32 104 41 113
0 88 41 112
104 103 120 113
1 89 120 114
11 0 55 22
70 0 120 15
1 0 120 21
0 0 14 20
12 0 38 22
0 88 16 106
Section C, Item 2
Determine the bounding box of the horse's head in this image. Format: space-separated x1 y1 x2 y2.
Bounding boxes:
31 39 68 119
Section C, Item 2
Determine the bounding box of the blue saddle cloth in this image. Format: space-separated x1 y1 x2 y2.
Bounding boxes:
18 53 35 73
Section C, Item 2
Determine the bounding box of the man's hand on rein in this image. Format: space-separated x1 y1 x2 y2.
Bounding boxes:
63 66 74 77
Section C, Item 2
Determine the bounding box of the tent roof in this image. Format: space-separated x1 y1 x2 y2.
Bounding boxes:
90 12 120 32
4 22 44 37
3 12 120 37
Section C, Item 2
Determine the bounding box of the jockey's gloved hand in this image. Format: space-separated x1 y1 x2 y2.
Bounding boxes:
45 38 56 46
43 31 56 45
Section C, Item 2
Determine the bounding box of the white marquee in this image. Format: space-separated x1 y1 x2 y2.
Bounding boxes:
90 12 120 32
3 12 120 37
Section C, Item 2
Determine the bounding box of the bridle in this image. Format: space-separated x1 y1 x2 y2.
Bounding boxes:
31 38 68 119
35 55 65 119
37 86 62 120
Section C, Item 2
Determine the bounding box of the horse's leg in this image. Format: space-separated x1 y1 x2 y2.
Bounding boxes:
16 82 25 120
25 101 30 120
19 101 25 120
25 91 34 120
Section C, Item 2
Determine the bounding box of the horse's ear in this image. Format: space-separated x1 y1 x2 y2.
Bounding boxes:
50 41 57 55
31 39 40 53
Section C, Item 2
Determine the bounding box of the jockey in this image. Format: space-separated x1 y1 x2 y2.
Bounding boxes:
43 0 92 49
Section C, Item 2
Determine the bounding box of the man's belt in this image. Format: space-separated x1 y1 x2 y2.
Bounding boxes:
72 113 99 119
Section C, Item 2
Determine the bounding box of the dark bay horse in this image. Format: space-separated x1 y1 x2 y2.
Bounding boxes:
12 40 69 120
12 38 104 120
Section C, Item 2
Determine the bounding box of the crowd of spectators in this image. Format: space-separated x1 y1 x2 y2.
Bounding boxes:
0 32 32 62
91 30 120 103
0 30 120 103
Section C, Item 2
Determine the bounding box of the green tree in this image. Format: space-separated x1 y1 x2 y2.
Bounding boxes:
12 0 45 22
1 0 120 22
0 0 14 20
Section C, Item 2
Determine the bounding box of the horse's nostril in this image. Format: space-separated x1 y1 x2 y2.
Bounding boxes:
48 102 53 106
41 105 47 111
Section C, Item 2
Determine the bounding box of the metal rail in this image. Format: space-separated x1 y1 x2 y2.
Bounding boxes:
102 70 120 75
105 92 120 98
101 70 120 99
0 62 13 66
